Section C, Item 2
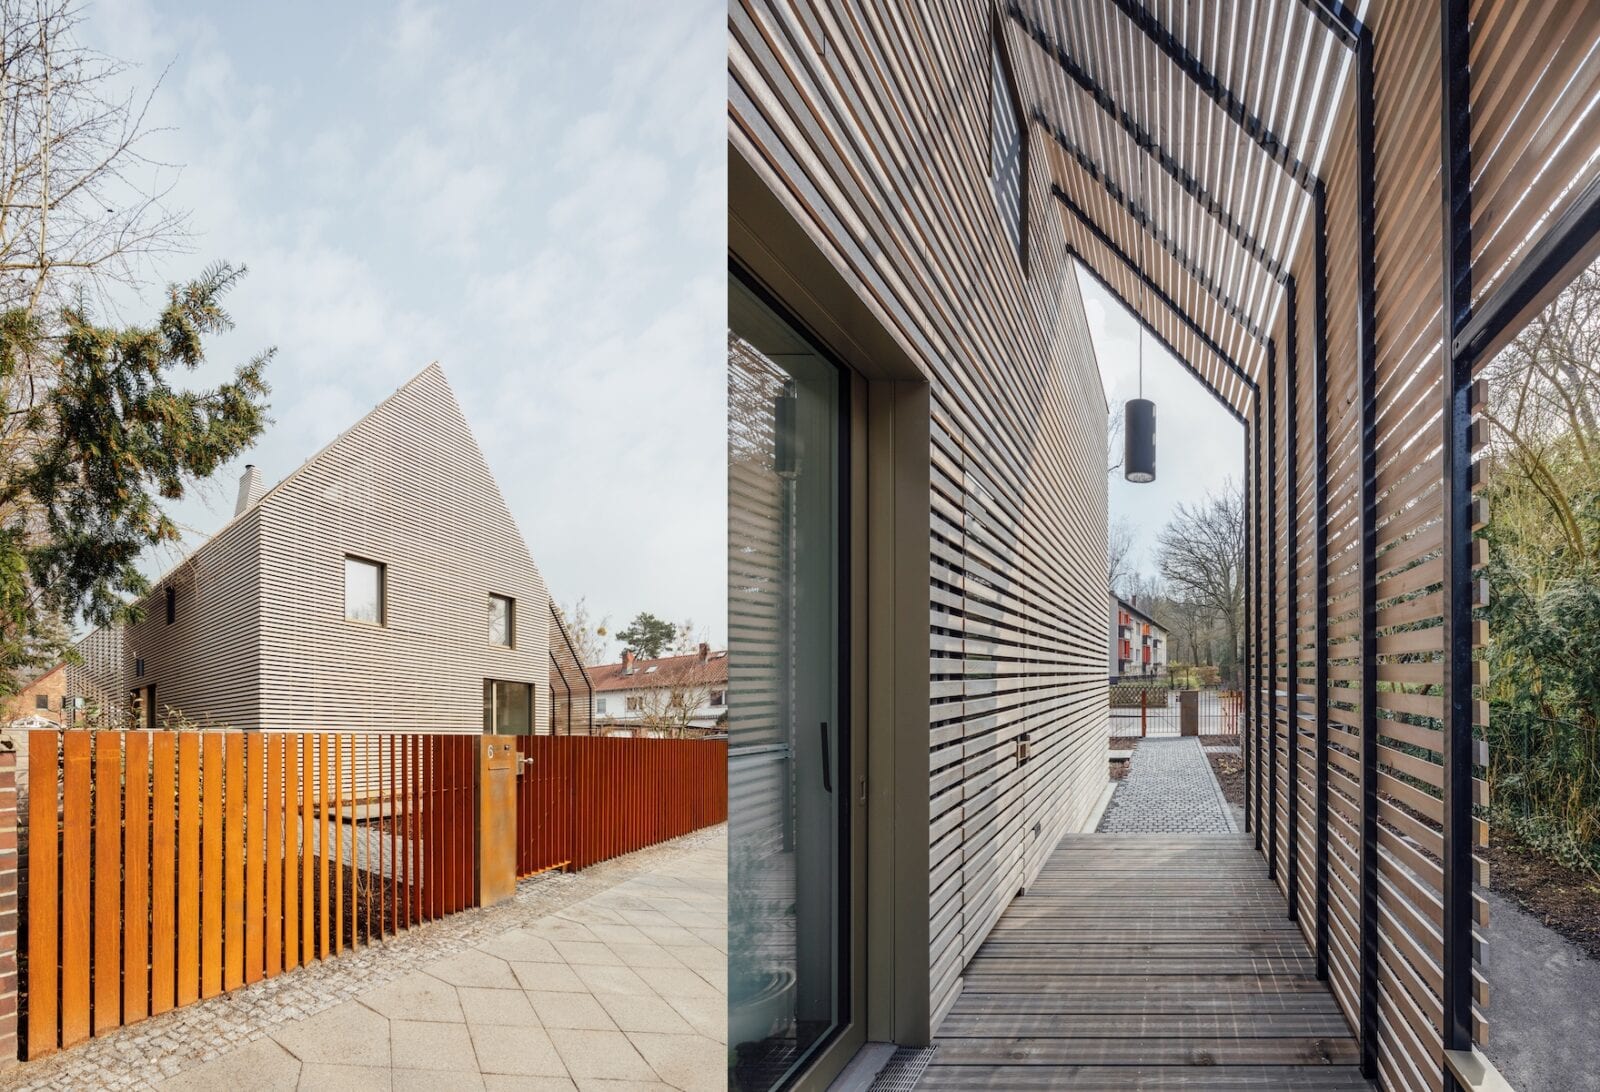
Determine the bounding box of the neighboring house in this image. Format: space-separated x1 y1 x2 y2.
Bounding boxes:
64 364 579 735
4 663 67 727
1109 595 1167 679
588 646 728 735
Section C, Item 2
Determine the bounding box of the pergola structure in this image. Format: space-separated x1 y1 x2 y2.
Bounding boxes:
1000 1 1599 1089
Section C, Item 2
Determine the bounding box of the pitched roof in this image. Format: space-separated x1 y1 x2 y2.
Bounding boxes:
588 650 728 692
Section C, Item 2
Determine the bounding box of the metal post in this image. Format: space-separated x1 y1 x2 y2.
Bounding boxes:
1267 338 1279 882
1252 403 1265 846
1284 283 1301 920
1355 26 1381 1082
1312 181 1332 981
1440 0 1474 1078
1243 425 1253 833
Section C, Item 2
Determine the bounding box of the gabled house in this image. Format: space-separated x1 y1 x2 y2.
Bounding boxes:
588 645 728 734
66 364 566 735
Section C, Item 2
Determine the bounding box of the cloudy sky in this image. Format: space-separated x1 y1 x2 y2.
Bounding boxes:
85 0 725 657
1077 271 1243 584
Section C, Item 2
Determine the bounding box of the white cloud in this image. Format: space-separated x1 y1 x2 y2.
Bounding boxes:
78 0 727 647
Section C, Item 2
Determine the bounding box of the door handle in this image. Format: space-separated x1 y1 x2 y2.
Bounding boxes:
820 721 832 793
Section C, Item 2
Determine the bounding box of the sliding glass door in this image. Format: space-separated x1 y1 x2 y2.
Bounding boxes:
728 273 847 1090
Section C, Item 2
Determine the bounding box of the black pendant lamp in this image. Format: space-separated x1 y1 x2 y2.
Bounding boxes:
1124 323 1156 483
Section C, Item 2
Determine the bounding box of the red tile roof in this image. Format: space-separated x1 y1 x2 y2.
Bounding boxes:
588 650 728 692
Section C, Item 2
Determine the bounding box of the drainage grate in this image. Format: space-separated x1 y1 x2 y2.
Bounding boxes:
869 1046 937 1091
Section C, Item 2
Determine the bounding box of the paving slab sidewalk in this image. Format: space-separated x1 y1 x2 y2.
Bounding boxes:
4 825 726 1092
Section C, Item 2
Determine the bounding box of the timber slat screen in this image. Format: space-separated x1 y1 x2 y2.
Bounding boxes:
23 730 728 1060
989 0 1599 1087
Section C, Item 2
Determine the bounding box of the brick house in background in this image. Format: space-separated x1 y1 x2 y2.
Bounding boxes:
588 645 727 735
3 664 67 727
57 364 591 736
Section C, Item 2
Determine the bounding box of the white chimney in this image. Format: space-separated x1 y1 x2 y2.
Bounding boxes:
235 464 263 515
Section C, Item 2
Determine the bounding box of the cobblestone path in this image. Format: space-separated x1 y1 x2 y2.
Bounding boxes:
1097 738 1236 834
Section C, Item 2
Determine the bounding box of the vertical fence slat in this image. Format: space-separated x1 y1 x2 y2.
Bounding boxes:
282 734 299 971
26 731 59 1058
265 734 282 978
92 733 121 1034
61 731 92 1048
176 734 200 1007
123 732 151 1026
246 733 265 984
319 735 330 958
201 733 223 999
334 734 343 957
224 733 245 991
301 734 313 961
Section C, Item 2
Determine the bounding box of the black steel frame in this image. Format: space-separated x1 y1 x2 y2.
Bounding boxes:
1439 0 1474 1079
1284 281 1301 919
1312 181 1332 981
1266 337 1279 882
1354 26 1380 1082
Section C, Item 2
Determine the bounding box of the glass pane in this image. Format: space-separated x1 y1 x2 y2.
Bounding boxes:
489 595 513 646
345 557 383 622
491 680 531 735
728 275 845 1090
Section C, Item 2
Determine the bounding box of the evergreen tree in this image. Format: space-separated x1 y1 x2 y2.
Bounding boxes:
0 263 273 694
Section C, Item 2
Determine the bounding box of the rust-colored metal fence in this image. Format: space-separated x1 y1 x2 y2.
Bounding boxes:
512 735 729 874
21 729 727 1061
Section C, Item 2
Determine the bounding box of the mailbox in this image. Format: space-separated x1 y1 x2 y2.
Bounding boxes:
477 736 518 906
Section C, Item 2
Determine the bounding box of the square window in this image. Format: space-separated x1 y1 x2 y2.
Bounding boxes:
489 594 515 647
35 694 48 710
345 556 385 623
626 696 644 712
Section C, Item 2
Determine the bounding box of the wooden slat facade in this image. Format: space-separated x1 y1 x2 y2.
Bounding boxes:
730 0 1113 1043
732 1 1597 1088
63 365 551 737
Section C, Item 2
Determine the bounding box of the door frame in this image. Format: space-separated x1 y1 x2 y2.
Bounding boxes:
731 144 936 1089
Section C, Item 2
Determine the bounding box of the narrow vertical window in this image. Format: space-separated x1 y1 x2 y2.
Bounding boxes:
990 30 1027 265
344 556 385 623
165 585 176 624
489 594 515 647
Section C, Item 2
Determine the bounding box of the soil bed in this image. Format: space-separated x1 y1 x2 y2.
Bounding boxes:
1207 750 1246 809
1485 827 1600 962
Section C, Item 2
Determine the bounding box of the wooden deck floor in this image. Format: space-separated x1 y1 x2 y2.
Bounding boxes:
921 834 1372 1090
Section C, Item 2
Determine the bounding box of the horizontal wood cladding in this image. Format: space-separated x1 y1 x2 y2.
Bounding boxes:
732 0 1110 1037
255 366 548 734
78 365 548 736
122 512 263 730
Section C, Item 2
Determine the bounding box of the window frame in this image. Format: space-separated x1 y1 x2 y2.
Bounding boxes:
344 555 387 625
489 593 516 648
988 14 1030 274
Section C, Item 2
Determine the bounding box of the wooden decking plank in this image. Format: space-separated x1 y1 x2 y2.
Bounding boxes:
927 832 1371 1088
